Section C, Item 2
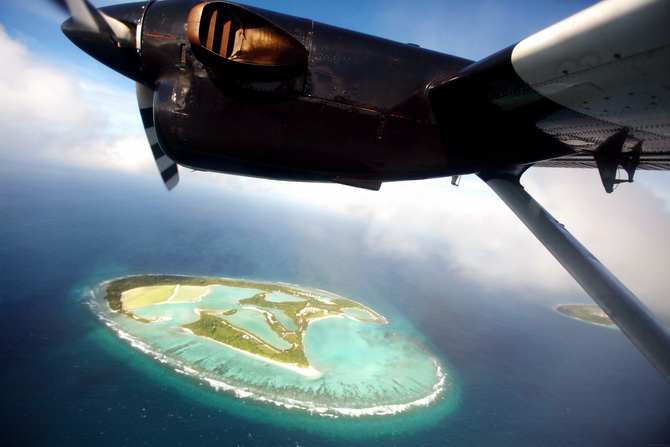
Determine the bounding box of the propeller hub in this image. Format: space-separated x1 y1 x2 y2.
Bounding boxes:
61 2 147 83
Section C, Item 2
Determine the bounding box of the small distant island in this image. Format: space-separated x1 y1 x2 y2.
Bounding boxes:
104 275 385 374
556 304 615 327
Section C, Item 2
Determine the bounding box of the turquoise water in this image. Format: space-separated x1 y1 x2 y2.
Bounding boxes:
304 318 443 409
133 300 200 325
201 285 266 308
219 308 292 350
259 306 298 330
89 280 451 417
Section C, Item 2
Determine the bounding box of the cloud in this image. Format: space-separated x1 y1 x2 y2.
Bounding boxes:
0 25 155 175
1 26 93 129
207 169 670 317
524 169 670 315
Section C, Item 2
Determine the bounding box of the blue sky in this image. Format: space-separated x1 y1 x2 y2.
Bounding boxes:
1 0 600 76
1 0 669 317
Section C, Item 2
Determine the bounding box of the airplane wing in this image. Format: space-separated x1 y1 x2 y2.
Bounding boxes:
429 0 670 192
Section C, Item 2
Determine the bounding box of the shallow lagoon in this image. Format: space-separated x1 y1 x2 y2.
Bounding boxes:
259 305 298 330
219 308 292 350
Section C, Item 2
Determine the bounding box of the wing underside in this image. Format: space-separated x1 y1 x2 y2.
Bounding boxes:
514 0 670 173
429 0 670 182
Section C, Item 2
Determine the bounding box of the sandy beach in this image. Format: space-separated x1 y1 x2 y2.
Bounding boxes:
187 330 322 378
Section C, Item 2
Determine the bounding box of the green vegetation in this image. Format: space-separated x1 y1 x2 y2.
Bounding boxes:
239 293 307 330
183 313 309 367
104 274 384 369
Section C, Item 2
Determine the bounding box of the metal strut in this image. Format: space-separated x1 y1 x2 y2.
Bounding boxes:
479 170 670 382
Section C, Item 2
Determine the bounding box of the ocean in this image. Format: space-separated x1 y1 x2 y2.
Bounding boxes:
1 162 669 446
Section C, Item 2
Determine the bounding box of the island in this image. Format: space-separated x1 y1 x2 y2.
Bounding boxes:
90 274 450 417
104 275 385 375
556 304 615 327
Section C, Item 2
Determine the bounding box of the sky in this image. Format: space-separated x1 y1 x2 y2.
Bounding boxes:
1 0 669 317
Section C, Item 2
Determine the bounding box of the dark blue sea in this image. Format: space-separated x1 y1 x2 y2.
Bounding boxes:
1 162 669 446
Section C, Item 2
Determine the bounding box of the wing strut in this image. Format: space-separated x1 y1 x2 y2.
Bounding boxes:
479 169 670 382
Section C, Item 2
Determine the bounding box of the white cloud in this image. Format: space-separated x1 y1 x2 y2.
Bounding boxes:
0 25 155 175
1 26 93 129
524 169 670 314
186 167 669 317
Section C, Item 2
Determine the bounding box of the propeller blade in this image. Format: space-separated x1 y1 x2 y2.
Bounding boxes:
64 0 98 31
50 0 72 14
136 83 180 191
52 0 133 46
